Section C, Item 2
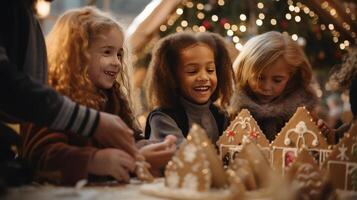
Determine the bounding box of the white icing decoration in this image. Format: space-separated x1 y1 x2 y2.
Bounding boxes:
285 121 319 147
172 157 184 168
284 138 291 146
242 135 250 144
183 143 197 163
337 144 349 161
312 139 319 147
182 173 198 190
166 172 179 188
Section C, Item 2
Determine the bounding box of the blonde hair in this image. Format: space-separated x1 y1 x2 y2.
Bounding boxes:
234 31 312 92
146 31 234 109
47 6 136 128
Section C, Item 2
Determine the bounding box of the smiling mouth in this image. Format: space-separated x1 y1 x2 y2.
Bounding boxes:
193 86 210 92
104 71 117 77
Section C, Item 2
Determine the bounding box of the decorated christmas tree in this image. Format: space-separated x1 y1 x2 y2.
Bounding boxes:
133 0 356 70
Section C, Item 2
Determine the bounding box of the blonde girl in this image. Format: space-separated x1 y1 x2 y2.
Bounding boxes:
229 31 330 141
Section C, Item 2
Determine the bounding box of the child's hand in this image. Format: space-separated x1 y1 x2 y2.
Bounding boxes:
317 119 335 144
139 135 177 170
88 148 136 183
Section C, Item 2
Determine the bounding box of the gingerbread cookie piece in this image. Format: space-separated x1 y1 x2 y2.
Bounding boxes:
271 107 330 175
287 148 334 199
165 124 227 191
217 109 270 165
323 122 357 190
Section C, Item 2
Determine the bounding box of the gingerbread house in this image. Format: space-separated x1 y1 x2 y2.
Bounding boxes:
141 124 234 200
323 122 357 190
217 109 270 165
271 107 331 175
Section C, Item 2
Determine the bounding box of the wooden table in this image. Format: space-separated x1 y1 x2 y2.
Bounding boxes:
4 179 164 200
3 178 357 200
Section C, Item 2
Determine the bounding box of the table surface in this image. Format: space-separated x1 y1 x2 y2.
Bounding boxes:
4 179 165 200
3 178 357 200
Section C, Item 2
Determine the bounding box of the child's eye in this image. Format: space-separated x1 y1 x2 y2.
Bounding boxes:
187 71 196 74
207 69 215 73
103 50 111 55
273 79 283 83
117 53 122 59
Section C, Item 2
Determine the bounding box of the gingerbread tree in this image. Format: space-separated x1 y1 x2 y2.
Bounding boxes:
165 124 227 192
286 148 333 199
217 109 270 165
271 107 330 175
323 122 357 190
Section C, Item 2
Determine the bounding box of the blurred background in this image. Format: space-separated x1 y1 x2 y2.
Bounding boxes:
35 0 356 129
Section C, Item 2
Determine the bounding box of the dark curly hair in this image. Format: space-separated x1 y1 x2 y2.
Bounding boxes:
146 31 234 109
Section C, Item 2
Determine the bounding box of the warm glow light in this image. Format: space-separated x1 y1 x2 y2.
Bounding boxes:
176 26 183 32
197 3 204 10
239 25 246 32
294 7 300 13
186 2 194 8
292 34 298 41
321 1 329 9
224 23 231 29
176 8 183 15
36 0 51 18
303 7 310 14
181 20 188 27
330 9 337 16
235 43 243 51
258 13 265 19
227 30 234 36
199 26 206 32
344 40 350 46
289 5 294 12
231 24 238 31
160 25 167 32
240 14 247 21
233 36 239 43
333 37 338 43
197 12 205 19
285 13 292 20
328 24 334 30
257 2 264 9
295 16 301 22
256 19 263 26
340 43 345 50
211 15 218 22
218 0 225 6
320 24 326 30
271 19 277 25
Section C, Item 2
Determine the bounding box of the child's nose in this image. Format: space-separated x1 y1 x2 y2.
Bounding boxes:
197 71 209 81
260 80 273 92
112 56 121 67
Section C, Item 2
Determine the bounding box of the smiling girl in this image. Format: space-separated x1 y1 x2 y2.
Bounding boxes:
144 32 234 145
20 7 176 185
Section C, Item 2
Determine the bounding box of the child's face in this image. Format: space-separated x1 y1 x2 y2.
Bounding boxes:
248 58 290 104
87 28 124 89
176 43 217 104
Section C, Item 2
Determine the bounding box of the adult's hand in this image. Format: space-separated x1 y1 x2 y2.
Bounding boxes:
93 112 138 157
